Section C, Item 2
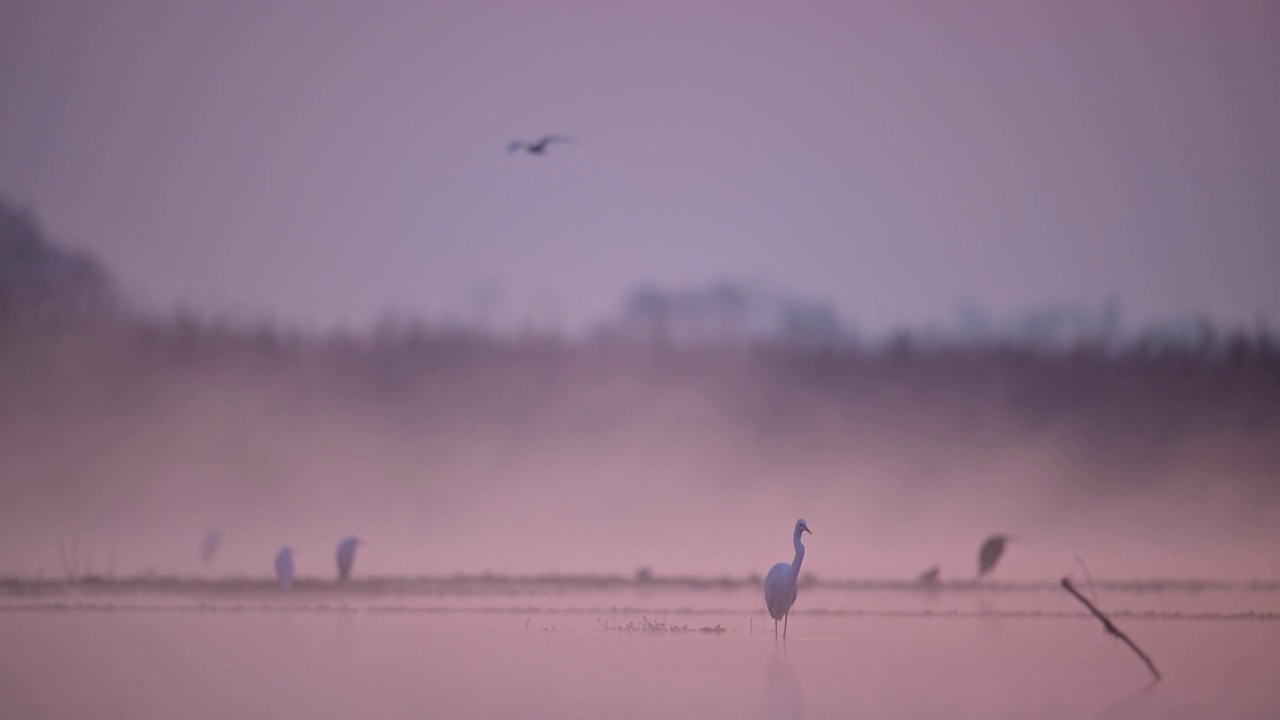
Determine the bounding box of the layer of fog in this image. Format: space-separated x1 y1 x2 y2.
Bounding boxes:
2 319 1277 583
3 194 1277 582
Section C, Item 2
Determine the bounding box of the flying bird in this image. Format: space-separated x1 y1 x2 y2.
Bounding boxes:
763 518 812 639
335 536 362 581
275 546 295 591
978 534 1013 578
507 135 576 155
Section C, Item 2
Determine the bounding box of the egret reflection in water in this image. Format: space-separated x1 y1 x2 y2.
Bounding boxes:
765 647 804 720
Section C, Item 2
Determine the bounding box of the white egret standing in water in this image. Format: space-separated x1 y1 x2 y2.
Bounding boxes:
274 546 295 591
978 534 1013 578
764 518 811 639
335 536 362 581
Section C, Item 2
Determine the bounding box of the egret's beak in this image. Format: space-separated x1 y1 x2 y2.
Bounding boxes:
804 526 813 535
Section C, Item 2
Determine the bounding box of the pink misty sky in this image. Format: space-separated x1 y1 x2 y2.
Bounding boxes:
1 0 1278 333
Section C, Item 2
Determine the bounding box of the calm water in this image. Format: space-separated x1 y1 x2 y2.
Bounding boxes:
2 579 1278 719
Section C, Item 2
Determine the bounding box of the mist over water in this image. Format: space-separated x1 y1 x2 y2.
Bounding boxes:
4 192 1279 720
2 304 1277 583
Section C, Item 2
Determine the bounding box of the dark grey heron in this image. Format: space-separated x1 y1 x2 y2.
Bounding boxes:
978 534 1015 578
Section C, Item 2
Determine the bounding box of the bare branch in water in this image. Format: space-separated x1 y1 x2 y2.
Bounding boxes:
1061 577 1161 682
1074 554 1098 603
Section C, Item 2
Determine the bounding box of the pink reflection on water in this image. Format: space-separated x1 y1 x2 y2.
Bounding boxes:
2 584 1278 719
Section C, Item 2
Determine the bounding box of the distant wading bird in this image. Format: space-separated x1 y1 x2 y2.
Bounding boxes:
978 534 1013 578
764 518 812 639
335 536 362 581
275 546 295 591
200 530 221 567
507 135 575 155
916 564 941 586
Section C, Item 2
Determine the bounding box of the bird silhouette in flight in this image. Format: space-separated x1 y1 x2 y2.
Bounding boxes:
507 135 576 155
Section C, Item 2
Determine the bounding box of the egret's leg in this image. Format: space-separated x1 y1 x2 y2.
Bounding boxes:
774 618 779 638
783 613 788 639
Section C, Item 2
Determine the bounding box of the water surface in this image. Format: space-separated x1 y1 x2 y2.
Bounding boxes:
2 578 1277 719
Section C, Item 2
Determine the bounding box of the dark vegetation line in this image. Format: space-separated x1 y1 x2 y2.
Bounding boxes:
4 191 1280 501
5 299 1278 499
6 301 1279 441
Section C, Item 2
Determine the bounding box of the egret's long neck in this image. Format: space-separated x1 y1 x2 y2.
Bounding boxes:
790 529 806 579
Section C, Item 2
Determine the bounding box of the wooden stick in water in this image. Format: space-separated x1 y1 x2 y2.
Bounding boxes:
1073 554 1098 603
1061 577 1161 682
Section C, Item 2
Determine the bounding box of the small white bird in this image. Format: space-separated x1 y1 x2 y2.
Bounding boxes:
335 536 362 581
763 518 812 639
274 546 295 591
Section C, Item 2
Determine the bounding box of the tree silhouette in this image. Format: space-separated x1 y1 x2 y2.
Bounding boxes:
0 193 116 321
